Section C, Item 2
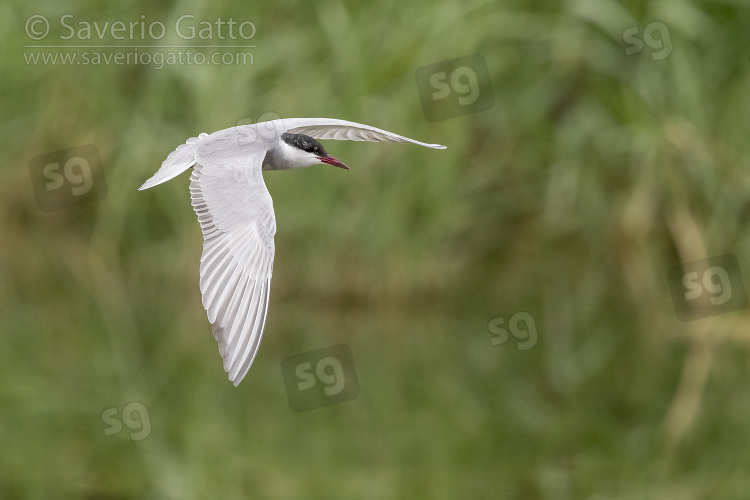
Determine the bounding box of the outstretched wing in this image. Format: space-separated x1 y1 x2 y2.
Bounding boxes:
284 118 446 149
190 145 276 386
224 118 447 150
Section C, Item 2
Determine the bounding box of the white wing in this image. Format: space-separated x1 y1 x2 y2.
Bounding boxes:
190 141 276 386
225 118 447 150
285 118 447 149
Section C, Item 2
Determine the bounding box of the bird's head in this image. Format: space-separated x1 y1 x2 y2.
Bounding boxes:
280 132 349 170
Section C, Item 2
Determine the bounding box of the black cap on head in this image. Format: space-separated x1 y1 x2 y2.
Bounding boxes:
281 133 328 157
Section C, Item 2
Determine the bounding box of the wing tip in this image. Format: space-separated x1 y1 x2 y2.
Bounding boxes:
138 178 161 191
228 366 248 387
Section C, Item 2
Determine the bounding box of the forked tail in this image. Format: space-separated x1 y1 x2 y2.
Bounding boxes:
138 133 208 190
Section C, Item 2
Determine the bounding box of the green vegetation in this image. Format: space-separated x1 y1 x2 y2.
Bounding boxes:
2 0 750 498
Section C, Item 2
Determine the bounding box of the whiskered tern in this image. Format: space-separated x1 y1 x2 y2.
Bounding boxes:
139 118 446 386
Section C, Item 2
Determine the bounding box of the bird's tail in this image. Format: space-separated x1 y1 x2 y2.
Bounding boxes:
138 133 208 190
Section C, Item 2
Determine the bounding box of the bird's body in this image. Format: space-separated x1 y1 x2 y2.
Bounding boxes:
139 118 445 386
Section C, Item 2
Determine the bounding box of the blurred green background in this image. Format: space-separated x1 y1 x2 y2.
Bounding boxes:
3 0 750 498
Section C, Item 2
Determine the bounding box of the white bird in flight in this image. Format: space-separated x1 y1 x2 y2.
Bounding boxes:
139 118 446 386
